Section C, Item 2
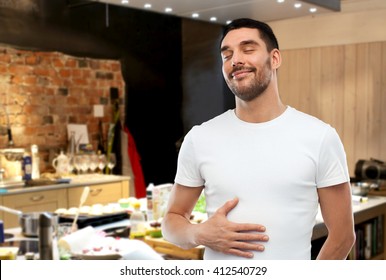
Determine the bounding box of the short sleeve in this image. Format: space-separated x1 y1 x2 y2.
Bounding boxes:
316 127 350 188
174 128 205 187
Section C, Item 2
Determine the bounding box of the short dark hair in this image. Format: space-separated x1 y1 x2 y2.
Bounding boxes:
221 18 279 51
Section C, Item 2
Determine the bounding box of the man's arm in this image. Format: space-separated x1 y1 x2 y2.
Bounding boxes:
316 182 356 259
161 183 269 259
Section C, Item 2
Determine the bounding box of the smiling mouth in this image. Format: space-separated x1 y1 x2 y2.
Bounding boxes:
231 70 251 80
231 68 254 80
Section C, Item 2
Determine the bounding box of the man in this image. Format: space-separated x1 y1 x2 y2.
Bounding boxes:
161 18 355 260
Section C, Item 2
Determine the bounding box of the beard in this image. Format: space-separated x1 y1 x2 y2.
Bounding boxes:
226 57 272 102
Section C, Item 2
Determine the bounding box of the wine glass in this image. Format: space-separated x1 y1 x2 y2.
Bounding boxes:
80 154 90 174
89 154 98 173
74 154 83 175
98 154 106 174
67 155 75 174
107 153 116 174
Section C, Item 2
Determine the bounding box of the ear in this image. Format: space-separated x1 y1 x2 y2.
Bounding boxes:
271 49 281 70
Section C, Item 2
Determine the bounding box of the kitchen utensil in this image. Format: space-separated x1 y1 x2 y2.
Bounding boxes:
0 205 58 237
39 212 54 260
52 151 70 176
71 186 90 232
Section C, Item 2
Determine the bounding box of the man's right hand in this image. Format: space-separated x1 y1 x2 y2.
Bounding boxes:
194 197 269 258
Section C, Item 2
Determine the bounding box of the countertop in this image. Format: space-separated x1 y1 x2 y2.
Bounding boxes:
312 195 386 240
0 174 131 196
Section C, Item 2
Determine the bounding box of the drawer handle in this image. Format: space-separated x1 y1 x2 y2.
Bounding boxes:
30 195 44 202
90 188 102 196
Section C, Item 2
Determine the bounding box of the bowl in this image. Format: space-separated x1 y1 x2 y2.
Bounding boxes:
351 182 378 196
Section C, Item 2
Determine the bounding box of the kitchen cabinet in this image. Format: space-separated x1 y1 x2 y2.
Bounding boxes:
67 181 129 207
0 175 130 229
1 188 67 228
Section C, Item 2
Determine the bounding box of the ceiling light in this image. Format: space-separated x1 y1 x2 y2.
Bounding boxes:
226 20 232 25
277 0 285 3
144 3 152 9
192 13 199 18
121 0 129 4
210 17 217 22
294 3 302 8
165 7 173 13
309 7 317 13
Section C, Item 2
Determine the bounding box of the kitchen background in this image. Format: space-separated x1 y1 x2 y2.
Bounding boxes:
0 0 385 187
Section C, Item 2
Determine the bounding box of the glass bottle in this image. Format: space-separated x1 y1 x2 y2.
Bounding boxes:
129 201 146 240
31 144 40 180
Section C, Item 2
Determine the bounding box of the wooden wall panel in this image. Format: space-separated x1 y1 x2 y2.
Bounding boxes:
278 42 386 176
382 43 386 162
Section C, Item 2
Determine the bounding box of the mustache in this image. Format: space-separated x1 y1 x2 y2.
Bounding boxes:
230 66 256 77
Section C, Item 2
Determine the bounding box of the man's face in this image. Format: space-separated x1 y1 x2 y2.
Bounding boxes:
220 28 273 102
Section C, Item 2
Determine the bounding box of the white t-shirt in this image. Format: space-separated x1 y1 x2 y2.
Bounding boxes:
175 106 350 260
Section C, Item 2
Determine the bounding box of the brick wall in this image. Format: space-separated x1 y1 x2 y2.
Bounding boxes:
0 45 125 172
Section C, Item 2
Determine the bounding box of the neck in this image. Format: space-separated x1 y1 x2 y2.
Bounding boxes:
234 85 286 123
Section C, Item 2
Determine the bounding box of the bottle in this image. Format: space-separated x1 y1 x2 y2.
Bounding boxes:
38 212 53 260
129 201 146 240
31 144 40 180
97 120 105 154
67 131 76 156
22 152 32 181
146 183 154 221
0 220 4 243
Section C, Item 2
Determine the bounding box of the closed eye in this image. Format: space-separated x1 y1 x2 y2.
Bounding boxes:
221 50 233 61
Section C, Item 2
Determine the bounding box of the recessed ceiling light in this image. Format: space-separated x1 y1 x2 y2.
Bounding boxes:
210 17 217 22
144 3 152 9
192 13 199 18
226 20 232 25
121 0 129 4
294 3 302 8
309 7 317 13
277 0 285 3
165 7 173 13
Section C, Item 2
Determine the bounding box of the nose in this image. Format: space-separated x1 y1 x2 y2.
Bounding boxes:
231 52 244 67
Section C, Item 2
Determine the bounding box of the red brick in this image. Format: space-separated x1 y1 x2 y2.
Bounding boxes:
25 55 40 65
71 68 82 77
8 64 33 75
24 76 38 85
52 58 65 68
34 67 55 77
65 59 77 68
0 54 11 63
59 69 71 78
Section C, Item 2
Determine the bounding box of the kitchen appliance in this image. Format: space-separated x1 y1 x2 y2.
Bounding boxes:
0 205 58 237
58 211 129 229
39 212 54 260
355 158 386 181
0 148 25 188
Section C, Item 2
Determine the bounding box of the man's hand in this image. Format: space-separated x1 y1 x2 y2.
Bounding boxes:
196 197 269 258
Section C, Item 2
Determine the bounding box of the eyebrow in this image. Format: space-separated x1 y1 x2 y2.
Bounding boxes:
220 40 259 53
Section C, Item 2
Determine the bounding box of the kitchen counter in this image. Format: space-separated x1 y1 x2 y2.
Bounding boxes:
3 194 385 260
0 174 131 229
0 174 131 196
